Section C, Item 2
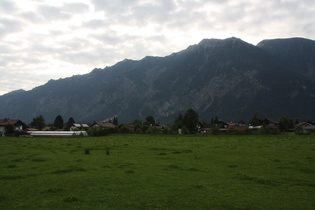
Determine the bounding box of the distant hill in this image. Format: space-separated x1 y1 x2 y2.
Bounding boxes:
1 37 315 123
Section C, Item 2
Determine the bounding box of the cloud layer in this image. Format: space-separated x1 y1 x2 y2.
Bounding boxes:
1 0 314 95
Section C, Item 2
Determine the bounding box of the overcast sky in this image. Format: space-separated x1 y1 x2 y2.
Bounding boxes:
1 0 314 95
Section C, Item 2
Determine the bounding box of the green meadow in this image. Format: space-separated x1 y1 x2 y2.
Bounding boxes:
0 135 314 209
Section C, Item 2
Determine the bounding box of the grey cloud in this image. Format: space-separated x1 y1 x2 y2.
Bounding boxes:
61 38 94 51
133 1 176 23
302 23 314 34
93 33 128 45
82 19 109 29
20 12 45 24
242 0 315 36
0 43 14 54
57 50 104 65
91 0 137 13
20 3 89 24
0 72 54 94
0 53 40 70
63 3 90 13
30 44 67 56
91 0 177 25
38 5 72 21
0 18 24 38
0 0 16 12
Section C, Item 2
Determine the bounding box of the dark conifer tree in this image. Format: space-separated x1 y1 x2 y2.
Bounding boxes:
53 115 64 129
113 117 118 126
67 117 75 128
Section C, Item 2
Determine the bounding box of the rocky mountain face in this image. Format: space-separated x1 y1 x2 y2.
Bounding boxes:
1 37 315 123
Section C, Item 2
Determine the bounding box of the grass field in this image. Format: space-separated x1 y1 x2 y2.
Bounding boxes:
0 135 314 209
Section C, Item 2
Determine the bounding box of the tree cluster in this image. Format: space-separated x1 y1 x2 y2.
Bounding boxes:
172 109 199 134
29 115 75 131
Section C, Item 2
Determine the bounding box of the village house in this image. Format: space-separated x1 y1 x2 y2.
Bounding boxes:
70 123 89 131
26 126 53 132
227 122 248 132
92 122 116 129
295 122 315 134
249 118 279 130
154 123 169 130
199 123 212 134
0 118 25 136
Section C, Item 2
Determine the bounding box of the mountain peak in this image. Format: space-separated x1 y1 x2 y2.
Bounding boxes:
197 37 250 50
257 37 315 47
2 89 25 96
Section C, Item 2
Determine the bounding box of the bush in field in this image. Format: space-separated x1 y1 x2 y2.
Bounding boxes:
227 126 250 135
84 148 90 154
278 116 294 132
106 149 110 155
259 125 280 135
141 123 149 133
119 125 134 134
145 126 162 134
211 126 221 135
162 127 175 135
134 127 143 134
294 125 303 135
4 124 15 136
87 127 101 136
87 127 118 136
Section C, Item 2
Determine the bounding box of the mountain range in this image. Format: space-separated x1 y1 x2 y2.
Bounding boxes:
1 37 315 123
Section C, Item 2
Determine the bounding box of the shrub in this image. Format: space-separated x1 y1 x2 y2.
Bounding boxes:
294 125 303 135
211 126 221 135
119 125 133 134
84 148 90 154
259 125 280 135
227 126 251 135
87 127 117 136
145 126 162 134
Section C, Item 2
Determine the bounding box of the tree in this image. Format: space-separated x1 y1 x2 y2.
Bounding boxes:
250 113 260 126
174 114 183 128
183 108 199 134
53 115 64 129
146 116 155 125
214 116 219 124
294 125 303 135
278 116 294 132
63 117 75 131
113 116 118 126
4 124 15 136
67 117 75 127
31 115 45 130
172 114 184 133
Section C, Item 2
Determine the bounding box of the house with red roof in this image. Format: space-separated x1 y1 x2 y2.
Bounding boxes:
92 122 116 129
0 118 25 136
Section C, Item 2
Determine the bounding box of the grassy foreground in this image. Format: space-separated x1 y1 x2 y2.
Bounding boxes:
0 135 314 209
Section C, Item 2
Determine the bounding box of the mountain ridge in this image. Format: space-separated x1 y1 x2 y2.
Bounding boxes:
1 37 315 123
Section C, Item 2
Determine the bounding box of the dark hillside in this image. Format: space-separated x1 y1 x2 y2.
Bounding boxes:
1 37 315 123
